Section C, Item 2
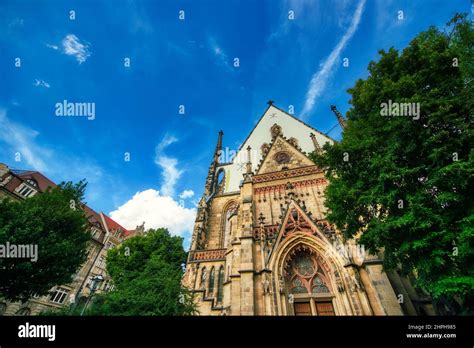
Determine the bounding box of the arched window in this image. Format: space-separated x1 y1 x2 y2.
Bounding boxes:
200 267 207 289
284 247 331 295
208 267 215 295
215 169 225 194
217 266 225 303
222 203 238 248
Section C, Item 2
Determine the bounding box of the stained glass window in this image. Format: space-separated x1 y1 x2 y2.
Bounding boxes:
200 267 207 288
312 275 330 293
208 267 215 295
291 278 307 294
217 267 225 303
285 249 331 295
293 253 315 277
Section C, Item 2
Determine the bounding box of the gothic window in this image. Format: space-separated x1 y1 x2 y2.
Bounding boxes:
222 203 238 248
215 169 225 194
200 267 207 289
217 266 224 303
284 247 331 295
208 267 215 295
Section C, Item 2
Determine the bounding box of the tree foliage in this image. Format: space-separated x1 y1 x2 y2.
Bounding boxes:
86 228 197 315
310 14 473 313
0 180 90 301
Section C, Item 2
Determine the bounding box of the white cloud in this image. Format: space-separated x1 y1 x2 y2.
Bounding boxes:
155 156 183 197
179 189 194 199
61 34 91 64
154 134 182 197
109 189 196 236
300 0 366 120
33 79 50 88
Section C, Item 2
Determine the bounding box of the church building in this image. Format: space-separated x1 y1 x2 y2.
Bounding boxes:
183 102 433 316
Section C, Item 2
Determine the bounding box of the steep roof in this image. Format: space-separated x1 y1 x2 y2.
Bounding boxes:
219 104 334 193
101 213 130 236
15 170 57 192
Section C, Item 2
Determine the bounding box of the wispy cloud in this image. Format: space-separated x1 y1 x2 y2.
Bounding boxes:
0 108 104 185
300 0 366 120
208 37 232 71
45 43 58 50
61 34 91 64
0 109 50 171
156 134 178 152
154 134 182 197
33 79 50 88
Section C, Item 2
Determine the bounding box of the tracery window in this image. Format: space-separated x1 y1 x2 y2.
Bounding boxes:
222 203 238 248
284 247 331 295
217 266 224 303
208 267 215 295
200 267 207 289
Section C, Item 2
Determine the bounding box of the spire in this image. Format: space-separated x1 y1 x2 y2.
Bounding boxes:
309 133 322 154
243 145 253 183
204 130 224 197
246 145 252 174
330 105 347 130
214 130 224 161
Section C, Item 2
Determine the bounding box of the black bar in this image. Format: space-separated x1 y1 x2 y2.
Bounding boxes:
0 316 472 346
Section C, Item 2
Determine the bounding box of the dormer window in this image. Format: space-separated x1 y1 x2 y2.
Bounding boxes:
17 184 36 198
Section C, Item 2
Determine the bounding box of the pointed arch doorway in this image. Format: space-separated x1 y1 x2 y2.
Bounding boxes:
284 245 336 316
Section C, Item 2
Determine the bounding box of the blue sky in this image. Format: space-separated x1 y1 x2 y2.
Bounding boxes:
0 0 470 245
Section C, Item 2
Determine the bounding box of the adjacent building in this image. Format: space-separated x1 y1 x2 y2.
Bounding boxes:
0 163 131 315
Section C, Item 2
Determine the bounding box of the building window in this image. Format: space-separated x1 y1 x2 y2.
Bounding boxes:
91 228 100 238
222 203 238 248
18 185 35 197
200 267 207 289
208 267 215 295
16 307 31 316
217 266 224 303
284 247 331 295
26 179 38 188
97 256 106 269
49 287 69 304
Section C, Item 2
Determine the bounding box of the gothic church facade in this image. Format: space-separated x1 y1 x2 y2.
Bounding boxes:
183 103 430 316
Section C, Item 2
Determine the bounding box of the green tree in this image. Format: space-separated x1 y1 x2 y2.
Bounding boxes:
0 180 90 301
310 14 473 313
85 228 197 315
